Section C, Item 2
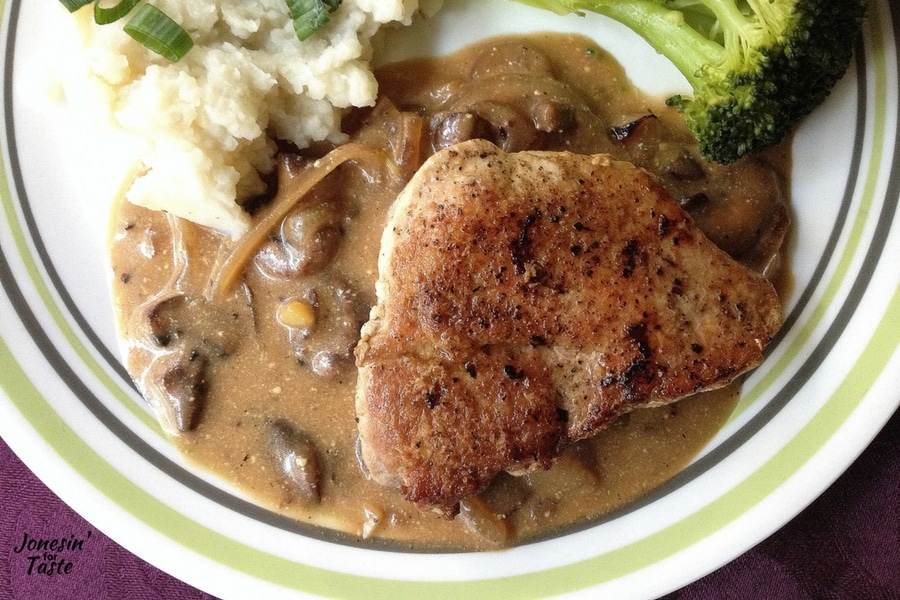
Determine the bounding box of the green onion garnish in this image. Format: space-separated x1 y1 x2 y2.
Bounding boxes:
58 0 93 11
58 0 341 62
285 0 342 42
93 0 141 25
123 4 194 62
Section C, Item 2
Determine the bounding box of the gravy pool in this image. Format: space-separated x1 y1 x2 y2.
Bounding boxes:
108 33 789 550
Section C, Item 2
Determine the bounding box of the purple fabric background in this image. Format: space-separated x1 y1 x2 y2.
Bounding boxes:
1 408 897 599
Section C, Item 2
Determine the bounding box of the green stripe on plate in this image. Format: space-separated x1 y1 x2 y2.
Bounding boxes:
734 6 889 418
0 148 161 432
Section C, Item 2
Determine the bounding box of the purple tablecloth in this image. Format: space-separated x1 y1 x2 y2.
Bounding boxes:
2 408 897 599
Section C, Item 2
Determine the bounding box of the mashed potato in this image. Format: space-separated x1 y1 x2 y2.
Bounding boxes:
60 0 437 238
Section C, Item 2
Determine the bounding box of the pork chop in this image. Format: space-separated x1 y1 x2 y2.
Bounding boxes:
354 139 783 510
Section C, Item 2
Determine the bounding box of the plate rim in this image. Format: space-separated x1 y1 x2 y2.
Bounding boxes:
1 0 899 597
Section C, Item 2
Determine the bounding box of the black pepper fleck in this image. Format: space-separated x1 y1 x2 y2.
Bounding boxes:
503 365 525 379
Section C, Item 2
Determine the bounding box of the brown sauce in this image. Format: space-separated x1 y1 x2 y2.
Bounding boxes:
108 33 789 551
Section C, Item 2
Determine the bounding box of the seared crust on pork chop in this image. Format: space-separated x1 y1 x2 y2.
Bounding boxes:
355 139 783 509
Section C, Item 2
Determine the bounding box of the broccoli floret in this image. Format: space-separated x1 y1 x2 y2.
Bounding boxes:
512 0 867 163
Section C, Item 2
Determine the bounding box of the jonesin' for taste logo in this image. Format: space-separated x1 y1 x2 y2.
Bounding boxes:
12 531 92 576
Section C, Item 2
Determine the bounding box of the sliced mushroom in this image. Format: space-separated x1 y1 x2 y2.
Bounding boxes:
531 101 576 134
139 293 242 358
431 111 493 151
469 101 543 153
677 158 784 261
458 496 509 546
143 294 191 347
480 471 532 518
655 142 705 181
437 70 606 154
522 451 601 497
254 203 344 280
142 349 209 434
283 276 367 380
610 113 657 142
267 419 321 504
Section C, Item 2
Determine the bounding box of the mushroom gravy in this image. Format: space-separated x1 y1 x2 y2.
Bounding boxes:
108 33 789 550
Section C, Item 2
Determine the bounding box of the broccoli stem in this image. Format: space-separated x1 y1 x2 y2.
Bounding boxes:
519 0 726 87
592 2 724 86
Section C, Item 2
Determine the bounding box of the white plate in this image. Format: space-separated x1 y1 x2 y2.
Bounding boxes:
2 1 899 598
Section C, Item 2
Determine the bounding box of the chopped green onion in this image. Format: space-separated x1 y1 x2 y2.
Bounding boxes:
59 0 339 61
124 4 194 62
93 0 141 25
58 0 93 12
285 0 342 42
